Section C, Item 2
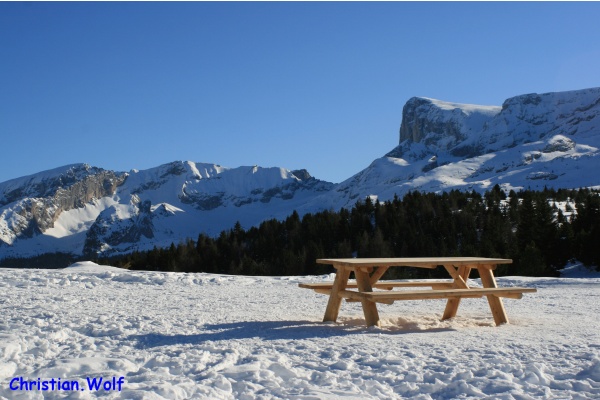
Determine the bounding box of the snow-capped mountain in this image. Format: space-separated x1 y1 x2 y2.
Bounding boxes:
303 87 600 211
0 162 332 258
1 87 599 259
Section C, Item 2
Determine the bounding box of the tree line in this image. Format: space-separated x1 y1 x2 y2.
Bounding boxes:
99 186 600 278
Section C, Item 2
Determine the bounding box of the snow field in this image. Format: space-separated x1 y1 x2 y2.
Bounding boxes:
0 262 599 399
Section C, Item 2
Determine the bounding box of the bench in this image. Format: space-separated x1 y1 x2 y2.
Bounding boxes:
336 287 537 302
299 281 536 304
298 280 455 294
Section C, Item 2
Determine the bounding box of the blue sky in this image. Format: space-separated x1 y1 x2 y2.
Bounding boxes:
1 2 599 184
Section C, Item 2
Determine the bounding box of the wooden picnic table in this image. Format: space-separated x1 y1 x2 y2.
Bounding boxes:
299 257 537 327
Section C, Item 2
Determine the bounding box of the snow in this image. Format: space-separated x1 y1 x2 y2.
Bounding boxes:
1 263 599 399
0 161 333 259
2 88 599 260
308 110 600 210
560 261 600 279
44 197 120 239
424 98 501 116
0 164 88 196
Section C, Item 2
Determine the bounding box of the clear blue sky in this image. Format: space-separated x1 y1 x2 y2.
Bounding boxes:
1 2 599 184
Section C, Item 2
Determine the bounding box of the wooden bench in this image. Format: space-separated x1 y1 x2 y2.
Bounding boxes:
300 281 535 304
299 280 455 294
337 286 537 302
300 258 538 327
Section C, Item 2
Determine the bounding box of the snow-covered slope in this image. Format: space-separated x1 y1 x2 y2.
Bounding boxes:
0 264 599 399
0 162 332 258
0 165 126 253
305 87 600 210
1 87 599 259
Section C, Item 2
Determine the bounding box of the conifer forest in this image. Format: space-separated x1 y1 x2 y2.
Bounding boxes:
99 187 600 278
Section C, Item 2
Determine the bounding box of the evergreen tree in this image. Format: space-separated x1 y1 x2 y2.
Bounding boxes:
573 193 600 269
92 188 600 278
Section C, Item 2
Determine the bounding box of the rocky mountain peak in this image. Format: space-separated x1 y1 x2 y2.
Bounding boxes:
291 169 312 180
396 97 501 159
395 88 600 161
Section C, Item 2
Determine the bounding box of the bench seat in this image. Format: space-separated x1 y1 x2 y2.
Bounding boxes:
299 280 455 294
337 287 537 303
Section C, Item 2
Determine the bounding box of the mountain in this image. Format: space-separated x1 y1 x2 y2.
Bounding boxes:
1 87 599 260
302 87 600 211
0 162 332 258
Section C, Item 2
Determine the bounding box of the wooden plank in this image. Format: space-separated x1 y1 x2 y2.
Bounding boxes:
299 280 455 290
460 266 472 280
338 290 395 305
336 287 534 303
376 282 454 290
431 283 455 290
369 266 390 285
323 267 351 323
299 281 535 300
478 266 509 325
359 287 536 302
355 269 381 327
316 257 512 269
442 265 470 288
337 289 365 301
457 287 536 296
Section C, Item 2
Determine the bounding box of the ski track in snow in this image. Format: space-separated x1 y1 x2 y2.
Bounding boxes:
1 263 599 399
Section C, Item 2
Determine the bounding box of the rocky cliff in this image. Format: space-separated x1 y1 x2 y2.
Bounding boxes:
0 165 126 244
394 88 600 160
0 161 333 258
302 87 600 211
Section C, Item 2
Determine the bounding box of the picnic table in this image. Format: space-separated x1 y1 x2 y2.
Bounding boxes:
299 257 537 327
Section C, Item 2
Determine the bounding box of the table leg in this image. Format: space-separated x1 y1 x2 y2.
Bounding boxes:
323 267 351 323
478 265 509 325
442 265 472 320
355 269 381 327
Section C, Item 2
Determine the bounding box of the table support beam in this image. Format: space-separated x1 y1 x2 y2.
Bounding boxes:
442 265 472 320
478 265 509 325
369 266 389 285
323 267 351 322
355 269 381 327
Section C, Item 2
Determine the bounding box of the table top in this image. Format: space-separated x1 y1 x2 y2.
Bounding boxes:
316 257 513 268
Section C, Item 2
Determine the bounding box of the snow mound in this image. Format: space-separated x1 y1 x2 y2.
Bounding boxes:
559 261 600 278
65 261 126 273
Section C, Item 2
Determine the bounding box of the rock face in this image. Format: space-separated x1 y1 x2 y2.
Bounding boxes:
299 87 600 212
0 161 333 258
543 135 576 153
0 164 124 209
394 88 600 160
1 87 600 260
83 199 155 256
398 97 500 155
0 165 126 243
79 162 333 256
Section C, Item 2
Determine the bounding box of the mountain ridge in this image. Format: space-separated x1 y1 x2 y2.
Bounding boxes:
304 86 600 211
0 161 333 258
2 87 599 260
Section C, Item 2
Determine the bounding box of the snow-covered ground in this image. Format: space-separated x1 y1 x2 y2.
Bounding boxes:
1 262 599 399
